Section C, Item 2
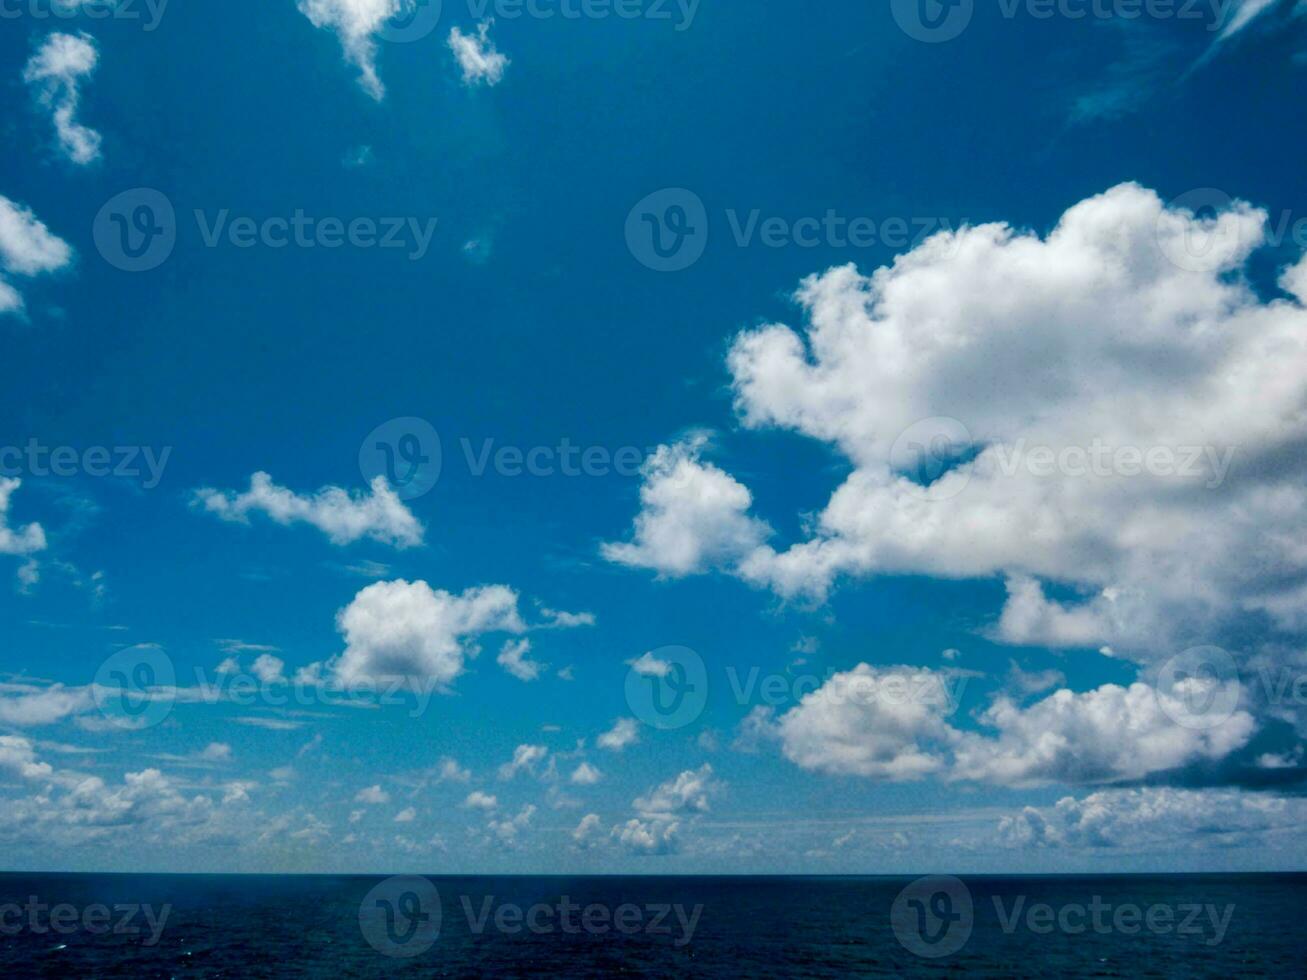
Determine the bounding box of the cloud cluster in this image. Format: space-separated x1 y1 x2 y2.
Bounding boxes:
194 472 423 548
23 32 101 164
610 184 1307 665
772 664 1256 788
1000 786 1307 851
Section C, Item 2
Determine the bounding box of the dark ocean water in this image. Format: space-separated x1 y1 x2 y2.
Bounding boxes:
0 872 1303 977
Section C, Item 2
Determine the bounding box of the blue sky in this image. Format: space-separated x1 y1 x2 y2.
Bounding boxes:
3 0 1307 874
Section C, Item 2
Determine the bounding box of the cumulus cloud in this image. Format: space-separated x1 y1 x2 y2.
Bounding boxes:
355 784 391 804
0 738 249 850
633 764 720 818
194 473 423 548
497 638 545 682
612 765 722 856
571 812 604 847
250 654 287 685
24 32 101 165
487 804 535 845
0 197 73 316
448 20 508 86
615 816 680 855
596 717 639 752
774 663 1256 789
463 790 498 811
570 761 602 785
498 743 547 780
609 184 1307 668
332 580 525 687
0 479 47 573
1000 786 1307 850
602 436 771 577
297 0 404 100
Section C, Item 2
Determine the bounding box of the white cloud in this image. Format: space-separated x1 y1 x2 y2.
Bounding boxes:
194 473 423 548
438 757 471 782
633 764 719 817
603 436 771 577
570 761 602 785
355 784 390 804
1000 786 1307 850
463 790 498 811
200 742 232 762
606 183 1307 665
615 816 680 855
774 663 1257 788
486 803 535 845
23 32 101 165
776 666 958 780
394 806 416 823
0 198 72 316
297 0 404 100
571 812 604 847
0 683 88 728
497 638 545 682
250 654 287 685
596 717 639 752
448 20 508 87
333 580 525 687
537 606 596 629
625 651 672 677
497 743 547 780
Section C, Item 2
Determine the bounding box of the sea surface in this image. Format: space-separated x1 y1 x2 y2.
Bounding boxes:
0 872 1303 977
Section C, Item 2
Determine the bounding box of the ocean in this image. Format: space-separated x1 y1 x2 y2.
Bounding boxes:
0 872 1302 977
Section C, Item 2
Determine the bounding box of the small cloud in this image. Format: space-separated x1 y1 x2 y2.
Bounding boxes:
448 20 509 87
356 784 391 805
